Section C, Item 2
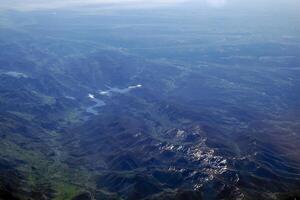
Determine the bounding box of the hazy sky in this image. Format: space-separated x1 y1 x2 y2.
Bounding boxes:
0 0 185 10
0 0 299 11
0 0 232 10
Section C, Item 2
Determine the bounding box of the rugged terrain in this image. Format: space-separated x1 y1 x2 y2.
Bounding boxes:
1 6 300 200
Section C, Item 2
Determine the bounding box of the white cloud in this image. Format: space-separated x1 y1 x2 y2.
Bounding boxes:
88 94 95 99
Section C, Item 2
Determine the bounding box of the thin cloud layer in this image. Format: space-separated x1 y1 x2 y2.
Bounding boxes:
0 0 188 11
206 0 227 7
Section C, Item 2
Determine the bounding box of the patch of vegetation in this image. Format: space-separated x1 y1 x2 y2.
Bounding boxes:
53 182 82 200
